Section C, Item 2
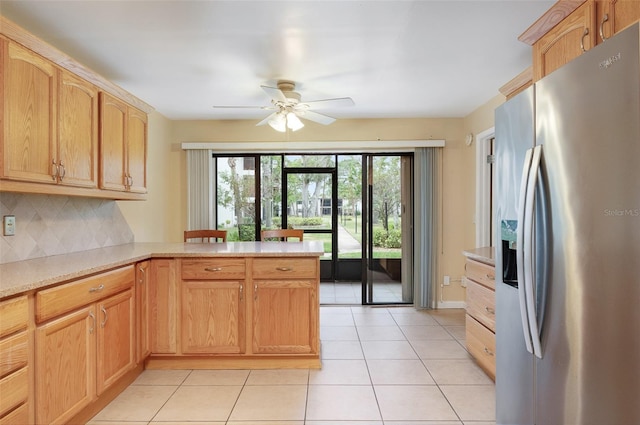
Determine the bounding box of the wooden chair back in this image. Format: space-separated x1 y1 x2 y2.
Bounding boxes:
260 229 304 241
184 229 227 243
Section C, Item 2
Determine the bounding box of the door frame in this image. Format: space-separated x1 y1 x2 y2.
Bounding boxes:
283 167 338 281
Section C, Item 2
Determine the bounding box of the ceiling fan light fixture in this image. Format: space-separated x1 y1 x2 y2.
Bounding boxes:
268 112 286 132
286 112 304 131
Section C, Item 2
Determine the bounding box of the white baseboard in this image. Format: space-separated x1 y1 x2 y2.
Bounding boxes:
435 301 466 309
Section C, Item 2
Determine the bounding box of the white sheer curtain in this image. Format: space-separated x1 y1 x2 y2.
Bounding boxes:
186 150 215 230
413 147 441 309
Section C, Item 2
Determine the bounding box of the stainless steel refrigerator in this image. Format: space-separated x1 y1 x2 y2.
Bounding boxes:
494 22 640 425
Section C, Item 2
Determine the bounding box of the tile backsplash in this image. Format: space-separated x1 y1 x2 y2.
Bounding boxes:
0 193 134 264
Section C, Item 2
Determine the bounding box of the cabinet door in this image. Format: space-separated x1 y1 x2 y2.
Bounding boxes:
533 1 596 80
126 108 147 193
598 0 640 42
35 306 95 425
58 70 98 187
1 40 57 183
252 280 318 354
136 261 151 362
150 259 178 354
99 92 127 191
96 289 135 395
181 280 245 354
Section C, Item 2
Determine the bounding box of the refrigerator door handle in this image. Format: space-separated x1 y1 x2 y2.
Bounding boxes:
524 145 543 358
516 148 534 354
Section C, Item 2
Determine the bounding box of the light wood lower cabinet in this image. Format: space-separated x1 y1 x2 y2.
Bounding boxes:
34 266 135 424
35 306 95 425
0 295 31 424
464 257 496 381
148 256 319 364
181 280 245 354
149 259 178 354
135 261 151 363
252 279 317 354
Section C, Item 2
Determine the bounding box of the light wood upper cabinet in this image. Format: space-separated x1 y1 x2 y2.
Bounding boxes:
99 93 148 193
1 40 57 184
58 69 98 188
597 0 640 42
127 108 147 193
99 93 127 191
1 17 151 199
532 1 596 81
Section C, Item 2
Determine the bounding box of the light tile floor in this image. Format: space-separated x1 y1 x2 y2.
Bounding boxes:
88 306 495 425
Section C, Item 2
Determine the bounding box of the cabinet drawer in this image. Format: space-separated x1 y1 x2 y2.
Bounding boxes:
0 332 28 378
465 259 495 290
252 257 318 279
465 279 496 332
0 296 28 338
36 265 134 323
0 366 28 417
0 401 28 425
465 314 495 380
181 258 246 280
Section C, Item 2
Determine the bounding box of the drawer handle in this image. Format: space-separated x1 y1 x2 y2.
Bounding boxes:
484 347 494 356
276 267 292 272
486 274 495 280
89 284 105 293
204 267 223 272
485 306 495 315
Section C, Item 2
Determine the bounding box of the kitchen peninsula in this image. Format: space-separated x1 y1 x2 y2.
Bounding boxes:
0 241 324 425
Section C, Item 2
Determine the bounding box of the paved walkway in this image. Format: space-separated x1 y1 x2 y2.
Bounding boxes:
337 223 361 253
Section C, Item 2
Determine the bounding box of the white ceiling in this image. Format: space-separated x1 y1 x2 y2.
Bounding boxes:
0 1 553 121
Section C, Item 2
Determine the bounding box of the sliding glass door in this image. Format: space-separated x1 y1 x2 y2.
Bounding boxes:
363 154 413 304
214 152 413 305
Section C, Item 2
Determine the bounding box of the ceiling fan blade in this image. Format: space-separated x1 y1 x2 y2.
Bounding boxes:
298 110 336 126
302 97 355 109
212 105 275 110
261 85 288 103
256 111 279 126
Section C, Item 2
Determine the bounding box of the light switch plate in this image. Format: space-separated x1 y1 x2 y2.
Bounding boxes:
3 215 15 236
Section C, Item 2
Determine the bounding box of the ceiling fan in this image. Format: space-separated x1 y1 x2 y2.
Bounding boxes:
213 80 354 132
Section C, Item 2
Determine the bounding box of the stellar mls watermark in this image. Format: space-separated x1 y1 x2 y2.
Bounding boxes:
604 208 640 217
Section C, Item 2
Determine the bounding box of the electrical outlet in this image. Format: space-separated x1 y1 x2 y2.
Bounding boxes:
3 215 16 236
443 275 450 286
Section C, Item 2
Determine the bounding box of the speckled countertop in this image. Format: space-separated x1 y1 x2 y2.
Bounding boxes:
462 246 495 266
0 241 325 299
